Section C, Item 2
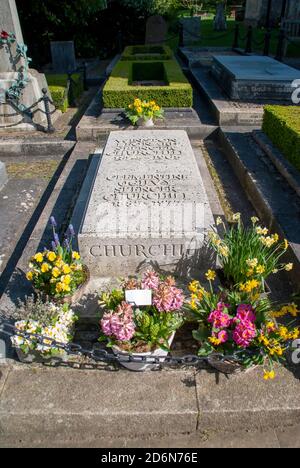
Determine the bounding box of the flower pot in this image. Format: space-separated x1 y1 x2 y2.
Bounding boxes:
137 117 154 128
15 347 69 364
208 354 257 375
112 333 175 372
34 265 90 305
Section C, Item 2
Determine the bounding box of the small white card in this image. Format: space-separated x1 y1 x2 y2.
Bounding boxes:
125 289 152 306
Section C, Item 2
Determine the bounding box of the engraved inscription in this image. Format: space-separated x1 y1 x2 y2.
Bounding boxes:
90 243 197 258
103 174 188 205
108 138 183 161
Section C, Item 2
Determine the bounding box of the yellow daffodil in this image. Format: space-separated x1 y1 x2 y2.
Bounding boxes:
205 270 216 281
188 280 200 293
256 226 268 236
251 216 259 224
285 263 293 271
283 239 289 250
263 370 275 380
246 258 258 268
256 265 266 275
232 212 241 222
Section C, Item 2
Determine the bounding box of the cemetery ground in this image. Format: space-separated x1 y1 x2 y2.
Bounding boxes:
1 7 300 449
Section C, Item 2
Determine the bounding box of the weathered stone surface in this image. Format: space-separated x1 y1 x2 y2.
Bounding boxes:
213 2 227 31
0 368 198 437
50 41 76 73
180 17 201 45
78 130 215 277
0 161 8 190
211 55 299 101
145 15 168 44
0 0 24 73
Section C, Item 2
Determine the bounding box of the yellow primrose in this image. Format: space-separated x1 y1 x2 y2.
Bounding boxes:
34 252 43 263
72 251 81 260
52 267 60 278
26 271 33 281
62 274 71 285
47 251 56 262
62 264 71 274
55 282 63 293
209 337 221 346
263 370 275 380
41 263 50 273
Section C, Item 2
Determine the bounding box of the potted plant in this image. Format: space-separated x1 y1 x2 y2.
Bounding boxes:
187 270 299 379
98 269 185 371
9 296 78 363
125 98 164 127
209 214 293 293
26 217 89 304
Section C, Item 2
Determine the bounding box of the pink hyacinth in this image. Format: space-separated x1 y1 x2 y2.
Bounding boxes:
101 301 135 341
141 270 160 290
232 320 257 348
235 304 256 323
153 284 184 312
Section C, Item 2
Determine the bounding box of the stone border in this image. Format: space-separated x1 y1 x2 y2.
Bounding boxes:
0 161 8 190
0 139 74 157
252 130 300 198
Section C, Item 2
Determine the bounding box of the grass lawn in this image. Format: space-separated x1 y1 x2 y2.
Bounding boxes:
167 18 300 58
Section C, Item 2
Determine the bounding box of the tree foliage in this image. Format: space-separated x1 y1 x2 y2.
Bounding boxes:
119 0 180 16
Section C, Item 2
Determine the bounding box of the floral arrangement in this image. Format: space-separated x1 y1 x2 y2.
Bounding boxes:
188 271 299 379
26 217 85 298
99 270 184 352
125 98 164 126
209 214 293 292
10 296 77 357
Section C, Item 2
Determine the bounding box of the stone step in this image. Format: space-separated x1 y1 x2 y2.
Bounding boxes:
218 126 300 288
0 365 299 444
0 139 75 158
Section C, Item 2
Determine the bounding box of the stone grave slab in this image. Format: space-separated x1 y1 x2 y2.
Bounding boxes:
145 15 168 44
78 130 214 277
211 55 300 101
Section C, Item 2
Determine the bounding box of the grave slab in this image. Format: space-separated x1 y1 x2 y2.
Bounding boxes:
211 55 300 101
78 130 215 277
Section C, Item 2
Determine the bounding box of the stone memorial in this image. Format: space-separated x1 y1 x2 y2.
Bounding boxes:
145 15 168 44
180 17 200 45
245 0 285 27
211 55 299 101
213 2 227 31
50 41 76 73
78 130 214 277
0 0 52 129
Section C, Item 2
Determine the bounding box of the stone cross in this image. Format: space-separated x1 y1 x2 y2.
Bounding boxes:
213 2 227 31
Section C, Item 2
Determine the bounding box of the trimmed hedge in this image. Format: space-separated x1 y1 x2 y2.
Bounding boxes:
103 59 193 108
262 105 300 172
121 45 173 61
46 73 84 112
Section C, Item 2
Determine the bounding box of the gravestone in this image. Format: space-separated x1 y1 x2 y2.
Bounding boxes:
145 15 168 44
211 55 299 101
50 41 76 73
0 161 8 190
0 0 52 129
77 130 214 277
180 17 200 45
214 2 227 31
245 0 285 26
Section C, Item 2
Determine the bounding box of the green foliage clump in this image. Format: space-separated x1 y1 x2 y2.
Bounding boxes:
46 73 84 112
119 0 180 16
262 105 300 172
48 85 68 113
103 59 193 108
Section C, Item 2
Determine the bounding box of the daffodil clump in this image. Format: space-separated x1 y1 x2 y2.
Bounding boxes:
10 298 77 357
26 217 85 298
210 214 293 291
187 270 300 380
125 98 164 125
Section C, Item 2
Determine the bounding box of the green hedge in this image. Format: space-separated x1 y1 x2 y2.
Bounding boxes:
103 59 193 108
46 73 84 112
121 45 173 61
262 105 300 172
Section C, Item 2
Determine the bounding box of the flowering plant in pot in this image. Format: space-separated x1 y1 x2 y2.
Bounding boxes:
209 214 293 293
187 271 299 379
125 98 164 127
9 296 78 363
98 270 185 371
26 217 88 303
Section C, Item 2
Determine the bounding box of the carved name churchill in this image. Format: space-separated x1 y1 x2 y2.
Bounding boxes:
78 130 215 276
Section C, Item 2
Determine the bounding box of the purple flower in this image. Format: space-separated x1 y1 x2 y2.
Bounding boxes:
51 241 57 251
50 216 57 228
63 238 70 250
68 224 75 237
54 233 60 246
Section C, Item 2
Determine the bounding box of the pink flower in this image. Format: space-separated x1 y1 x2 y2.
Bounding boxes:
141 270 160 290
236 304 256 323
152 283 184 312
232 320 256 348
208 309 232 329
218 330 228 344
101 301 135 341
